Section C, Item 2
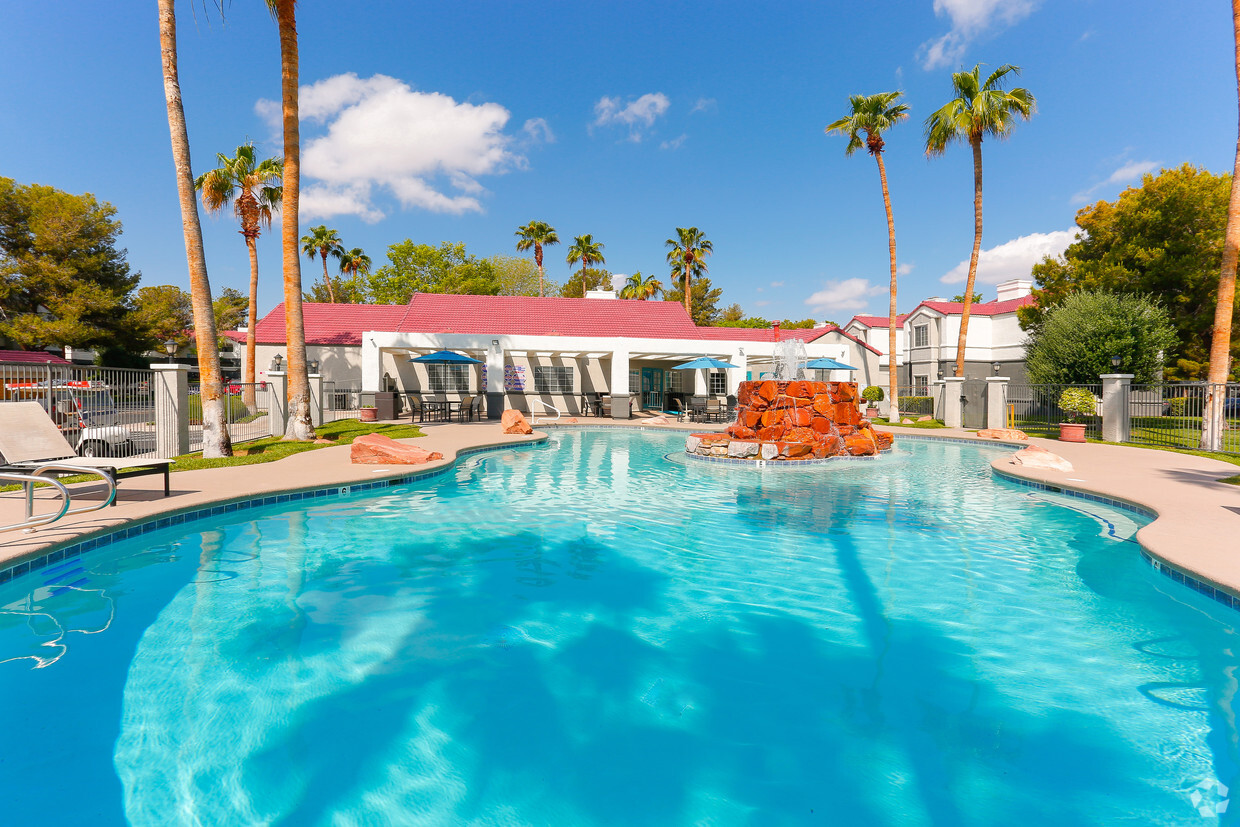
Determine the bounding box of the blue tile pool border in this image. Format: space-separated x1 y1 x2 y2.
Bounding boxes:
0 435 548 588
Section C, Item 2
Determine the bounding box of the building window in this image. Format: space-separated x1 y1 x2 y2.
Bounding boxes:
668 370 683 392
709 371 727 395
628 369 640 394
534 365 573 394
428 364 468 393
913 374 929 394
913 324 929 348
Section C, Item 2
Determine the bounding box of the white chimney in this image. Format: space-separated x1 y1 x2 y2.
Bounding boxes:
586 272 619 300
996 279 1033 302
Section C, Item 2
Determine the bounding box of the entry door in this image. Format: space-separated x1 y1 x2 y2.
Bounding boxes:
641 368 664 410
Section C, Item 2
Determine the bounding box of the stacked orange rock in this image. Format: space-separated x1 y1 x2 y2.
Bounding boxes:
686 380 893 461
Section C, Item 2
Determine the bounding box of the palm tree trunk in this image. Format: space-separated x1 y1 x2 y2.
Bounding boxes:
955 137 984 378
320 251 336 302
243 235 259 411
535 243 544 297
684 263 693 319
275 0 314 440
158 0 232 458
876 152 899 423
1204 0 1240 451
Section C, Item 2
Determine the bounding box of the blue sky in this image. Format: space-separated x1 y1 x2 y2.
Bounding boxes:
2 1 1235 325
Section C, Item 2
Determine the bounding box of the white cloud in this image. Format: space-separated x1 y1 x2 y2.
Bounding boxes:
897 263 914 276
690 97 717 114
770 280 785 288
255 73 529 218
1070 159 1161 203
522 117 555 144
754 300 771 308
939 229 1075 285
592 93 670 141
804 278 885 313
660 134 687 151
918 0 1039 70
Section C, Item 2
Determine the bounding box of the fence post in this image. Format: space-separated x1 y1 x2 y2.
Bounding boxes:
308 372 323 428
268 370 289 436
942 377 965 428
985 377 1009 430
1101 373 1133 443
151 363 189 457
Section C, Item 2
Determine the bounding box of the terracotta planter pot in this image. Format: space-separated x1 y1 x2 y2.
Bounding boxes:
359 407 377 422
1058 422 1086 443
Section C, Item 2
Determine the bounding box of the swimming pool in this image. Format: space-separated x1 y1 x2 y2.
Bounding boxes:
1 430 1236 825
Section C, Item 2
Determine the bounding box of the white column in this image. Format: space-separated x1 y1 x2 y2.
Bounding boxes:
267 370 289 436
150 363 189 457
361 337 382 392
486 339 505 419
609 347 631 419
309 373 324 428
1101 373 1133 443
985 376 1009 430
942 376 966 428
729 349 747 396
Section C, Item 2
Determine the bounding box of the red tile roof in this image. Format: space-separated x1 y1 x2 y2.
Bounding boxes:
253 302 410 345
913 295 1034 317
0 349 71 364
847 313 910 328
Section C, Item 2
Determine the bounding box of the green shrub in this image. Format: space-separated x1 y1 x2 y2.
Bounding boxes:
1166 396 1188 417
1058 387 1098 422
861 385 884 403
187 394 249 424
898 395 934 414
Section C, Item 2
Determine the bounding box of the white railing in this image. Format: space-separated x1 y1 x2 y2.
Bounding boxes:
529 398 562 425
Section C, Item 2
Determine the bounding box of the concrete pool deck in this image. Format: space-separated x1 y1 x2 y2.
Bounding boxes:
1 417 1237 601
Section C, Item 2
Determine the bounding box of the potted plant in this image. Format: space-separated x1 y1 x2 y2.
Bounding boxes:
359 404 377 423
861 385 884 418
1057 387 1096 442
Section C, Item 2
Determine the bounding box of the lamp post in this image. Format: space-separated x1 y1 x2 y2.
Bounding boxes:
163 339 177 363
1111 354 1121 370
269 353 284 372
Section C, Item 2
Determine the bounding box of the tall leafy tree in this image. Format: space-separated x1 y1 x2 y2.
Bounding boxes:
157 0 232 457
267 0 313 440
194 143 282 409
826 90 909 422
514 220 560 297
491 254 552 297
664 275 724 325
619 271 663 300
559 268 612 298
665 227 713 319
368 241 499 302
1206 0 1240 451
925 64 1035 377
301 225 343 303
566 235 606 293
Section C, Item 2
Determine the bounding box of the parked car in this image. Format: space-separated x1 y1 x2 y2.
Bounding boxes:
226 381 268 394
3 380 135 456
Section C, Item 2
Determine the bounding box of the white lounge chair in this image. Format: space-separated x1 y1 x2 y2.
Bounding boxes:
0 402 174 502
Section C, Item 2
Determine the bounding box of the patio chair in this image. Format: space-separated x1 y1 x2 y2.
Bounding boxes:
406 394 425 422
689 396 708 423
470 395 485 421
705 397 723 422
668 397 686 422
0 401 174 502
726 394 737 419
455 395 475 422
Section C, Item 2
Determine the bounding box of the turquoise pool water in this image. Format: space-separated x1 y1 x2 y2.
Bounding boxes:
1 430 1236 825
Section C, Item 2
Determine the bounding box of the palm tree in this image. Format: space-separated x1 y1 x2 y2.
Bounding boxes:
925 64 1035 377
336 247 372 302
301 225 343 303
827 91 909 422
665 227 713 319
566 235 605 295
267 0 313 440
194 144 282 411
1205 0 1240 451
620 271 663 300
157 0 232 457
515 220 560 297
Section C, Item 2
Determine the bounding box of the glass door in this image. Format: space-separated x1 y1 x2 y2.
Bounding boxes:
641 368 664 410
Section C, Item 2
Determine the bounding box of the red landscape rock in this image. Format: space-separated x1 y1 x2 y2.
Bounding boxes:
785 380 813 399
977 428 1029 441
843 433 877 456
1011 444 1074 472
350 433 444 465
757 424 786 441
782 408 813 428
755 381 778 403
811 417 834 434
780 442 813 457
501 409 533 434
784 426 817 442
737 384 753 405
742 409 763 428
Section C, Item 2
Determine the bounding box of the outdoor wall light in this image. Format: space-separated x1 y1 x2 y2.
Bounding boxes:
308 358 320 374
937 369 944 380
992 361 1001 375
163 339 177 363
492 339 500 348
270 353 284 372
1111 354 1121 369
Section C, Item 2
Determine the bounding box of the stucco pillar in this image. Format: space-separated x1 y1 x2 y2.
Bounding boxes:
609 347 631 419
267 371 289 437
985 376 1009 430
1101 373 1133 443
730 349 747 396
942 377 966 429
309 373 323 428
151 363 189 457
486 340 504 420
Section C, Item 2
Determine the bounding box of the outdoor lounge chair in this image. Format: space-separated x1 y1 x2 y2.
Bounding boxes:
0 401 174 502
668 398 686 422
470 395 485 421
455 395 475 422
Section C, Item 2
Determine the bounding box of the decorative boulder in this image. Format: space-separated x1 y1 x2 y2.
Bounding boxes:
501 409 533 435
917 415 933 422
685 435 701 453
760 443 779 460
977 428 1028 441
728 440 759 458
1011 444 1074 473
645 415 671 425
350 433 444 465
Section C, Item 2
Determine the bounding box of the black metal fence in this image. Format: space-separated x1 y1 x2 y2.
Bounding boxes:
1127 382 1240 454
1004 383 1103 440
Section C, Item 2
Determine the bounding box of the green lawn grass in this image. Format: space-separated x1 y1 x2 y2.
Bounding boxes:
876 418 947 429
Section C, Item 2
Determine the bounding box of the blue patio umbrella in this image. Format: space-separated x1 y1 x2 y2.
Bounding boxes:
802 357 858 371
407 349 483 364
671 356 739 371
